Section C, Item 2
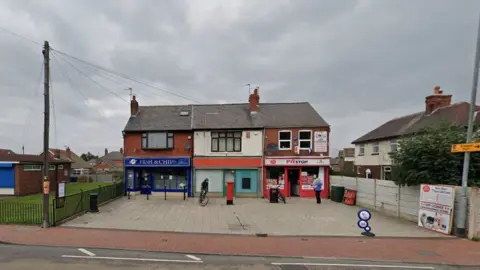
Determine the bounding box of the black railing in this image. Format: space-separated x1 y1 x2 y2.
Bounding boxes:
0 200 43 225
52 182 124 226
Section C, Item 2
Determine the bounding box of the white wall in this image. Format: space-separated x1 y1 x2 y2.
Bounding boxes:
331 175 472 235
193 130 263 157
0 188 14 195
354 140 394 166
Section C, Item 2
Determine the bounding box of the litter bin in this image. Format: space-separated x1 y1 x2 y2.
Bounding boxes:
331 186 345 203
89 193 99 212
269 187 279 203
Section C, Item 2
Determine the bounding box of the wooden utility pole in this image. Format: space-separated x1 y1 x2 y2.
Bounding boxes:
42 41 50 228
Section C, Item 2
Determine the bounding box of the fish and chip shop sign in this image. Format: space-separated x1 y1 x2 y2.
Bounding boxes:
124 157 190 167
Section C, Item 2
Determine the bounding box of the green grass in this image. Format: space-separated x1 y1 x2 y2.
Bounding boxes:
1 182 112 204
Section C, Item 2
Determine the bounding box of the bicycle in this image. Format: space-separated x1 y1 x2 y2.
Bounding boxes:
199 188 209 206
272 184 286 204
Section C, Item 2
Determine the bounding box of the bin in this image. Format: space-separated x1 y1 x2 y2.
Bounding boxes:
269 188 279 203
331 186 345 203
89 193 99 212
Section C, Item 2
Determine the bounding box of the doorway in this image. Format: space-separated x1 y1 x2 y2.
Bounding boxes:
287 168 300 197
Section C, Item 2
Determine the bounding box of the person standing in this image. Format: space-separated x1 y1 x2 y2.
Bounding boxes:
312 175 323 204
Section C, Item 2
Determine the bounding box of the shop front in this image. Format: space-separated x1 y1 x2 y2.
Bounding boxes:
193 157 262 197
124 157 192 196
263 157 330 199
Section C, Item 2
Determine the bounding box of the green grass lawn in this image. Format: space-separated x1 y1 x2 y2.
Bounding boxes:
0 182 121 225
1 182 112 204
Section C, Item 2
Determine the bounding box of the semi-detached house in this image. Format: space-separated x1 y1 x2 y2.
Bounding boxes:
352 86 480 180
122 88 330 199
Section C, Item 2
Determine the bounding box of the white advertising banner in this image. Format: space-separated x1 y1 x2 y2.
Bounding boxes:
265 158 330 166
314 131 328 152
58 182 66 198
418 184 455 235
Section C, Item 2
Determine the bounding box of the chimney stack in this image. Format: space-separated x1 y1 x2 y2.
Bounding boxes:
120 148 123 155
248 87 260 113
130 95 139 116
66 147 72 159
425 86 452 114
105 148 108 156
54 149 61 159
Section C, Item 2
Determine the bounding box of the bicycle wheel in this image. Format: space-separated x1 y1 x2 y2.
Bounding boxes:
199 195 209 207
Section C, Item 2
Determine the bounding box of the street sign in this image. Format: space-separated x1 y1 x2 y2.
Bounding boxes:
451 142 480 153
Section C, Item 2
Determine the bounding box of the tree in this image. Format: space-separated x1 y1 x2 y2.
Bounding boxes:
80 152 98 161
390 121 480 187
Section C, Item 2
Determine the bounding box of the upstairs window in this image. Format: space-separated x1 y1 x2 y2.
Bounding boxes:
211 131 242 152
142 132 174 149
278 131 292 150
390 139 398 152
24 165 41 171
358 144 365 156
372 142 379 154
298 130 312 149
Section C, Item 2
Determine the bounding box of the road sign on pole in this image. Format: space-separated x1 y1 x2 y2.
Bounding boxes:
451 142 480 153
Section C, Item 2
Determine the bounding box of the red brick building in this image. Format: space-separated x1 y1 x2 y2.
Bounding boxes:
0 154 71 196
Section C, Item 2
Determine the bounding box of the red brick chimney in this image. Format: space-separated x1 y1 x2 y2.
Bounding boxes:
425 86 452 114
130 95 139 116
248 87 260 113
104 148 108 156
66 147 72 159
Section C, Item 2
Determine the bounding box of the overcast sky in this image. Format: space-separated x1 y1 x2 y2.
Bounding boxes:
1 0 480 157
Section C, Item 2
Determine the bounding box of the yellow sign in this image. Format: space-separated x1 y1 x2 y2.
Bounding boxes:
43 181 50 194
451 142 480 153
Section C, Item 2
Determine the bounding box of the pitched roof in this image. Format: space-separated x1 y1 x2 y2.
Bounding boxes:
101 151 123 161
0 154 70 163
0 149 15 155
124 102 329 131
352 102 480 144
47 148 92 169
123 105 192 131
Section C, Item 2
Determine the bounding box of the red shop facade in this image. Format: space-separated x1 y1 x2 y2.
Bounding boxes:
263 157 330 199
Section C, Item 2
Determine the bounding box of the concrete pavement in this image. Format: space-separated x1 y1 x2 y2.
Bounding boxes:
0 243 472 270
63 197 445 237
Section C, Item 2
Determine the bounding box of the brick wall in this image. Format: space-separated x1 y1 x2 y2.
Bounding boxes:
123 131 193 157
14 163 71 196
264 127 329 156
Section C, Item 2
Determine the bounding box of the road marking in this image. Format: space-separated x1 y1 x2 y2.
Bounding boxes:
271 262 434 269
62 255 203 263
77 248 95 257
185 254 202 261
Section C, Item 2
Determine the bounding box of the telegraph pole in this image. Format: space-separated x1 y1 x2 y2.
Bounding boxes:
42 41 50 228
456 12 480 238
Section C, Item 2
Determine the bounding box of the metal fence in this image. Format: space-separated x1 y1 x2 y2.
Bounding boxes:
0 200 43 225
52 181 124 226
0 182 124 226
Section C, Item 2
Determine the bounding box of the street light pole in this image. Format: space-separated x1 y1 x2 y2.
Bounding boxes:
456 12 480 238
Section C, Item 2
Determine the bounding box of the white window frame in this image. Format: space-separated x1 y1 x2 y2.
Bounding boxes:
278 130 292 150
372 142 379 154
49 165 56 171
24 165 41 171
390 139 397 152
298 130 313 150
358 144 365 156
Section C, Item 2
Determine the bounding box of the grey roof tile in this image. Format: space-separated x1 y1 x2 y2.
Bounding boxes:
124 105 192 131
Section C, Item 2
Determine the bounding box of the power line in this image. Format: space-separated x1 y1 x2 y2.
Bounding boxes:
0 26 43 46
51 51 129 103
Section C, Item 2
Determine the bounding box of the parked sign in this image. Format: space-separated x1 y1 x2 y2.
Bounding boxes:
418 184 455 235
265 158 330 166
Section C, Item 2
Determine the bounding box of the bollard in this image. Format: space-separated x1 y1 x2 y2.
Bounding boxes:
164 185 167 200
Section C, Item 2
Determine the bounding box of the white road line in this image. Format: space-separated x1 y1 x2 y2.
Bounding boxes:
271 262 434 269
185 254 202 261
62 255 203 263
77 248 96 257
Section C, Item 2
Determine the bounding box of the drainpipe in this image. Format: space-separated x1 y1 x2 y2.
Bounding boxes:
260 127 266 199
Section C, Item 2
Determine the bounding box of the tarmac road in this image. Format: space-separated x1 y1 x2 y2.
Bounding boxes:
0 243 475 270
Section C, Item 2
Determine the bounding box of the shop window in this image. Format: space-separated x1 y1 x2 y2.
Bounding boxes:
278 130 292 150
211 131 242 152
241 177 251 190
142 132 174 149
24 165 41 171
298 130 312 149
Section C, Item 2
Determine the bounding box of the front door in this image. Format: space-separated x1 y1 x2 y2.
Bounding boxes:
287 168 300 197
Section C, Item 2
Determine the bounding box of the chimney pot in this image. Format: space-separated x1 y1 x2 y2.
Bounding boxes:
66 147 71 159
425 86 452 114
248 87 260 113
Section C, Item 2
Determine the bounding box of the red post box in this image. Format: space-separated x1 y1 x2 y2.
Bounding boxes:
226 180 234 205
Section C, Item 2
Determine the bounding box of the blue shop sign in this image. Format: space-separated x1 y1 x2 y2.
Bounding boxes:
124 157 190 167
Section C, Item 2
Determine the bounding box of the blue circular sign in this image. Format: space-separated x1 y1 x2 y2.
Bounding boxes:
365 226 371 232
357 209 371 221
357 220 368 229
